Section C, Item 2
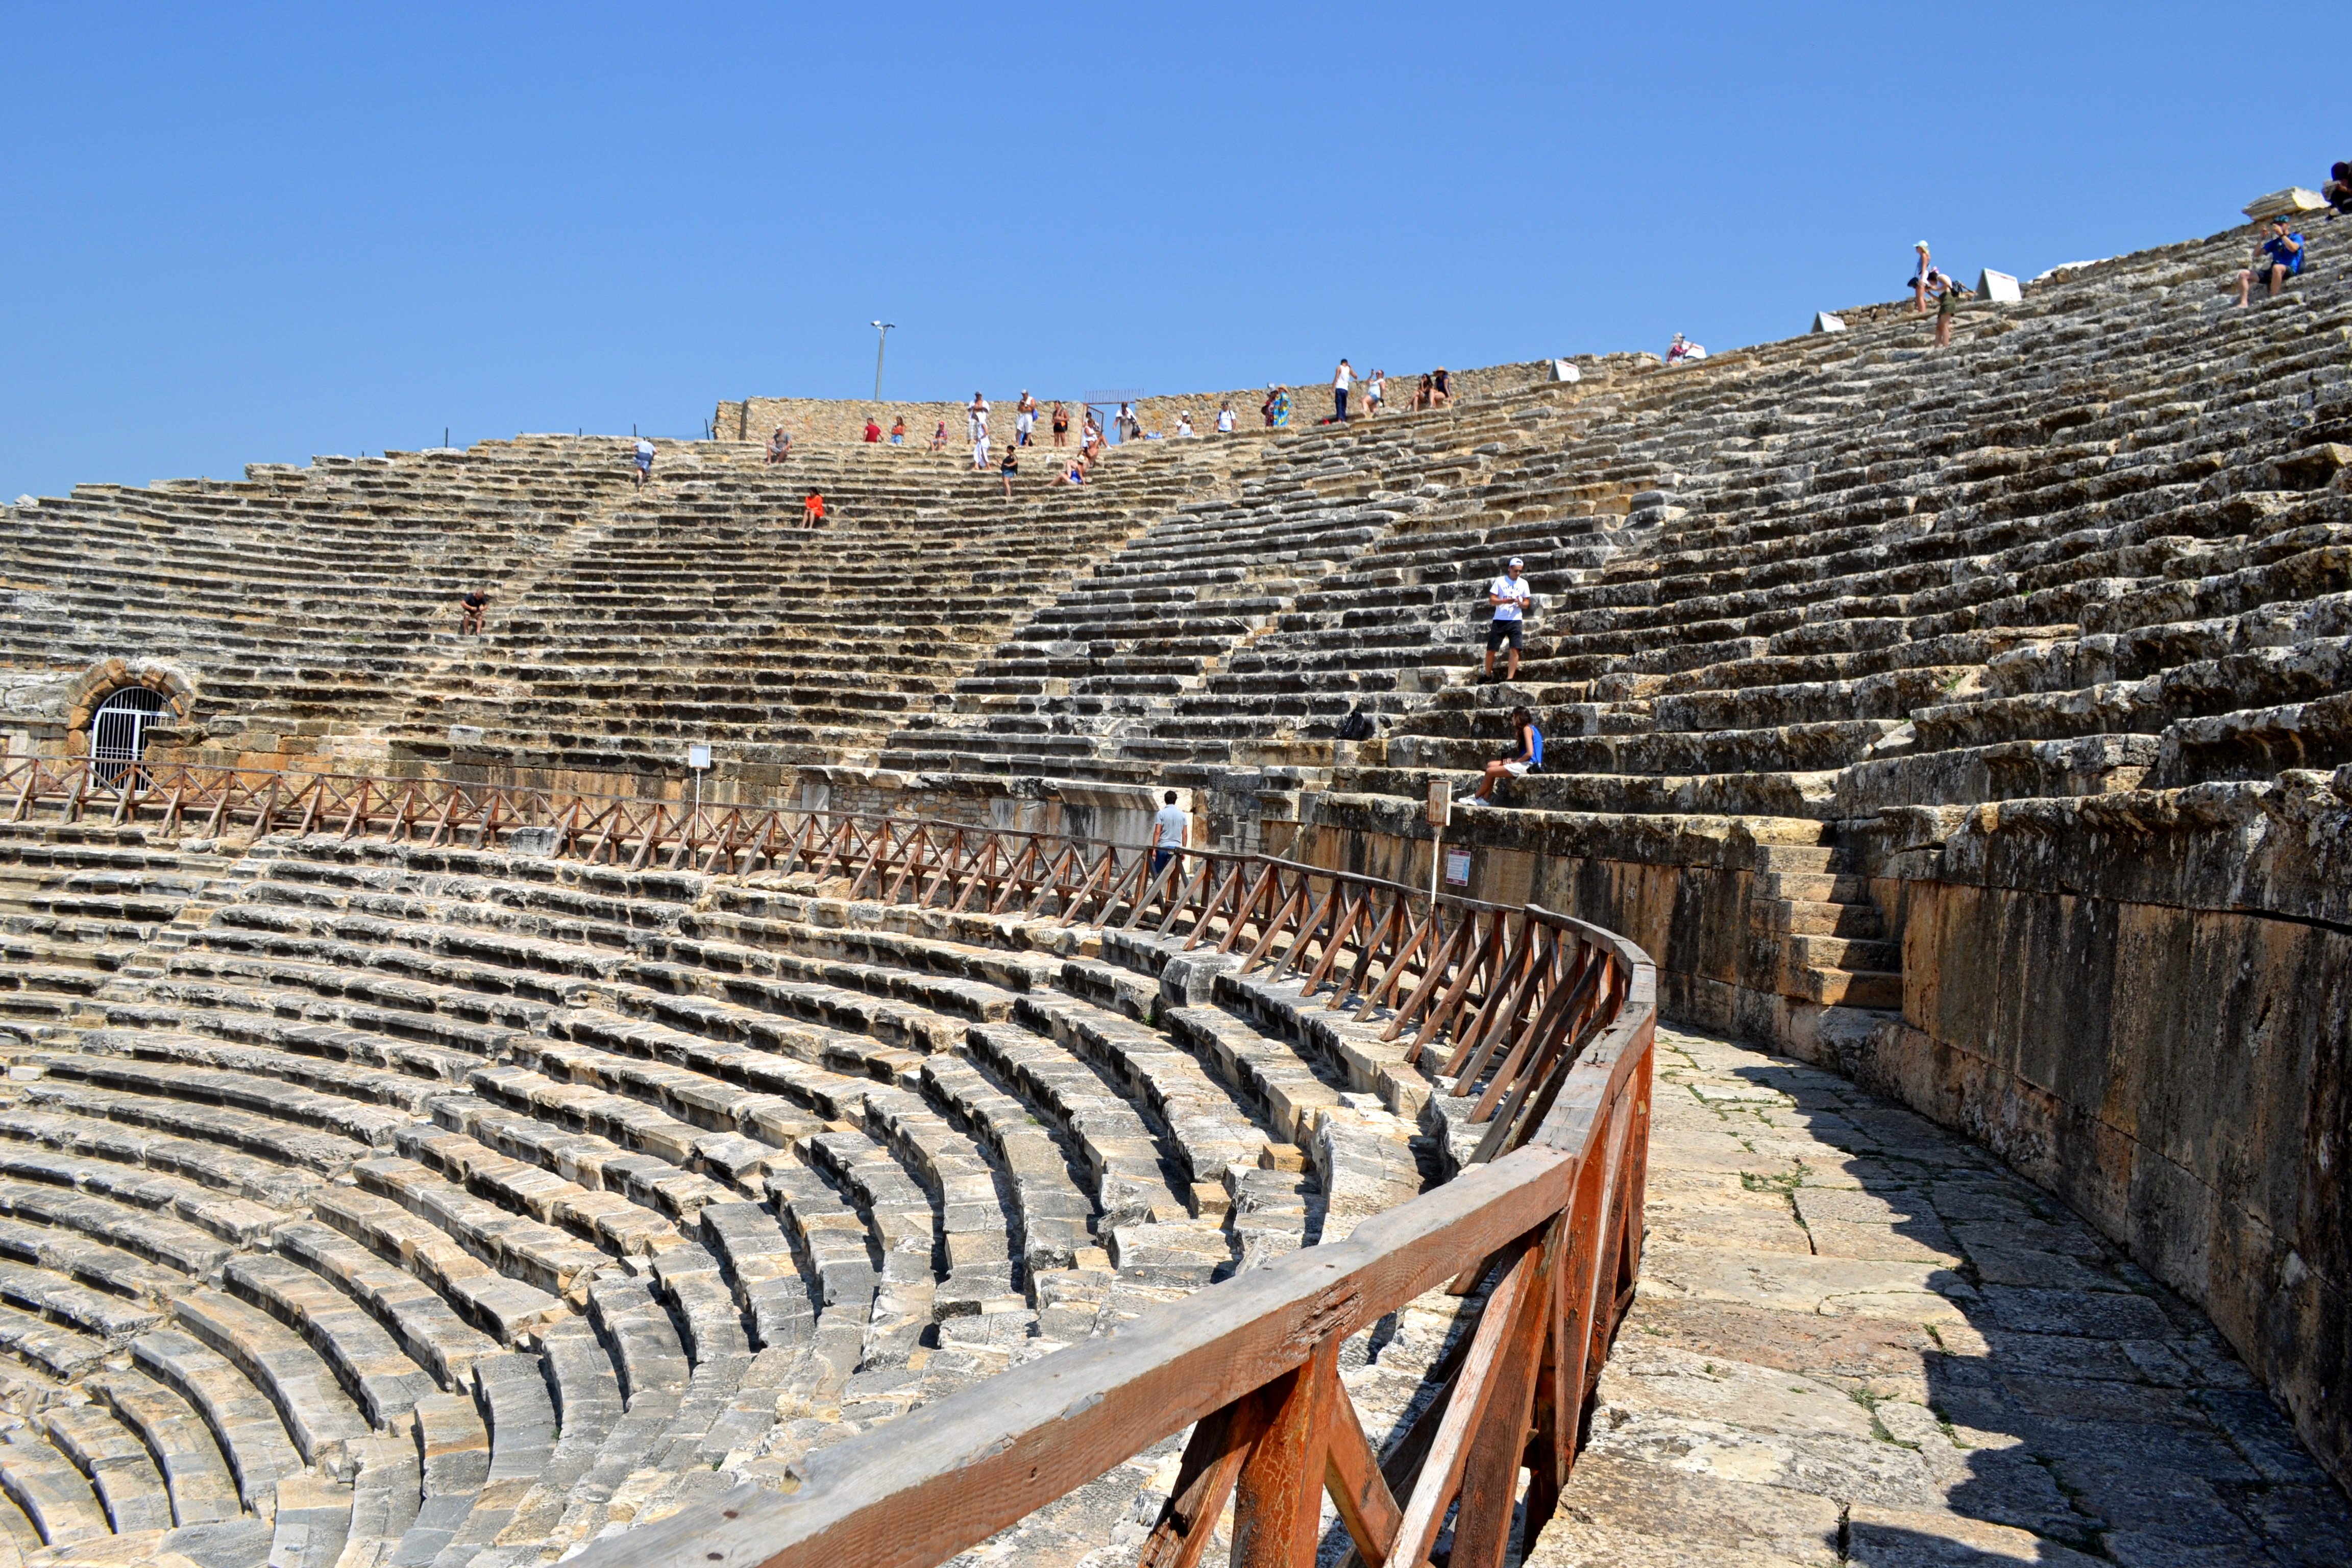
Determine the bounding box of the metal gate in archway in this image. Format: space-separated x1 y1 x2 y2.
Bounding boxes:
89 687 169 787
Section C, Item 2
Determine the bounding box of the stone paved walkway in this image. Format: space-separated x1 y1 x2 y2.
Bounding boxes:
1528 1024 2351 1568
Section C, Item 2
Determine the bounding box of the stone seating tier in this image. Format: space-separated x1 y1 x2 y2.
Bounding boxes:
0 830 1439 1565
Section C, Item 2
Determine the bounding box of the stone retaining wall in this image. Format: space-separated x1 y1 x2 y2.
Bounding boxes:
1836 774 2351 1490
1307 776 2352 1492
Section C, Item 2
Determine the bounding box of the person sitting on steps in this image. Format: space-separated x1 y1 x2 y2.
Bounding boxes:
2234 215 2306 306
458 585 489 635
1463 706 1543 804
2324 163 2352 217
765 426 790 465
1431 367 1451 407
801 489 825 529
929 420 948 453
1481 556 1531 683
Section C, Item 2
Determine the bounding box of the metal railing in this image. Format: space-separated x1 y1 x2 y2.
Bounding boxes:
4 753 1657 1567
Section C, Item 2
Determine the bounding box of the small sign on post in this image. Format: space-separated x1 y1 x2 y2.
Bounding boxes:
687 744 712 834
1444 848 1473 887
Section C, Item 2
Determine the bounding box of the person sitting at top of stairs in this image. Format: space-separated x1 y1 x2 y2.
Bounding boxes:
2234 215 2306 306
1481 556 1531 683
1461 706 1544 805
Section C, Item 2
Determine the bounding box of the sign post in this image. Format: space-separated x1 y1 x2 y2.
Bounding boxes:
688 744 712 837
1425 779 1452 908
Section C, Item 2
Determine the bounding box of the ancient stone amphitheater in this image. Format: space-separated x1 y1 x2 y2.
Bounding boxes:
0 217 2346 1568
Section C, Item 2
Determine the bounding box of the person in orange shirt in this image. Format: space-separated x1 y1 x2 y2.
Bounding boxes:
802 490 825 529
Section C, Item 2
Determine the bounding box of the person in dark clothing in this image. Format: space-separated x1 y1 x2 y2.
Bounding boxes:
458 586 489 635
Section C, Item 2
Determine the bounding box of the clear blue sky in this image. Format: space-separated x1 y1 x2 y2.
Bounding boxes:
5 3 2344 501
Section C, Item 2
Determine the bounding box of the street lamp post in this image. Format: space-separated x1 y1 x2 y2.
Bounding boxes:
870 321 896 402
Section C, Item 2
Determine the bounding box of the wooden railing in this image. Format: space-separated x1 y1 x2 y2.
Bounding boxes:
5 754 1657 1564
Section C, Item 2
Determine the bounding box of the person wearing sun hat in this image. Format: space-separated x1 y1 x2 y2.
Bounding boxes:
1912 241 1935 313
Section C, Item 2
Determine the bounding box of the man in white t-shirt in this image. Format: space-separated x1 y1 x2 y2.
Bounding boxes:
1482 556 1532 682
632 437 655 489
1332 358 1353 423
1215 403 1236 434
1150 790 1191 880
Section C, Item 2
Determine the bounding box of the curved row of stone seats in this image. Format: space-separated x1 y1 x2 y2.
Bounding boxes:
371 436 1246 775
0 828 1456 1561
1335 224 2351 824
0 441 652 748
0 825 244 1045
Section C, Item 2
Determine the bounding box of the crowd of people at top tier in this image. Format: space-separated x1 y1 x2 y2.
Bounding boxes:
644 165 2345 526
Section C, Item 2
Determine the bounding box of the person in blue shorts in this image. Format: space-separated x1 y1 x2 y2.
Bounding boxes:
1465 706 1542 804
2235 216 2305 306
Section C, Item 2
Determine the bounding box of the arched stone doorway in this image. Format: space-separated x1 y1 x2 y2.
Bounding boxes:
88 685 169 785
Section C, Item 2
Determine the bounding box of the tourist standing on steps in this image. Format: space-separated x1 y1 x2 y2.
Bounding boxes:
1150 790 1191 881
1928 269 1969 347
1912 242 1934 313
972 423 992 472
1176 411 1196 438
1050 402 1070 447
999 443 1018 499
1481 556 1531 683
890 416 906 445
968 392 989 444
1464 707 1544 804
864 416 881 443
1016 391 1037 447
1333 358 1353 422
765 427 790 465
801 489 825 529
458 585 489 635
1216 402 1236 434
2234 216 2306 306
632 437 655 488
1365 370 1385 416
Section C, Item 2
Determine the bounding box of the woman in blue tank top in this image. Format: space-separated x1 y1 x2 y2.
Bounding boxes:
1467 706 1542 803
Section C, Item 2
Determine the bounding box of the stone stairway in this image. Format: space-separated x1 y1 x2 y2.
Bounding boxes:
877 373 1663 787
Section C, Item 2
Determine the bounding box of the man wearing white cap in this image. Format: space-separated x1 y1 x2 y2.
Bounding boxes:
1482 557 1531 683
